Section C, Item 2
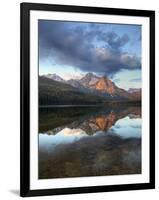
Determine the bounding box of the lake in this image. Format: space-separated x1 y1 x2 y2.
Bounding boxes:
39 105 141 179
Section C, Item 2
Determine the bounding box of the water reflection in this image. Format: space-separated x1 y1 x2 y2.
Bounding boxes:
39 105 141 179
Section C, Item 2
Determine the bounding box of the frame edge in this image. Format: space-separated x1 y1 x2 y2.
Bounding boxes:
20 2 30 197
20 2 155 197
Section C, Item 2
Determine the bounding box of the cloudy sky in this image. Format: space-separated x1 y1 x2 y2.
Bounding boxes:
39 20 141 90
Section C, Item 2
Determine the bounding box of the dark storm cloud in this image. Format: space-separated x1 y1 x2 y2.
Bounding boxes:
39 20 141 75
100 31 130 49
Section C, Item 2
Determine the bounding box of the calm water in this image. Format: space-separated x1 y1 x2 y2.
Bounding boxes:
39 105 141 179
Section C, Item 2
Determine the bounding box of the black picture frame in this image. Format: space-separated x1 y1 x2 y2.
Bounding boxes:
20 2 155 197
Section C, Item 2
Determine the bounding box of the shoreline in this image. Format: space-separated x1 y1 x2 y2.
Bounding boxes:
39 102 141 108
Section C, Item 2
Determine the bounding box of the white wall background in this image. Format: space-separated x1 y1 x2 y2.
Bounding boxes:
0 0 158 199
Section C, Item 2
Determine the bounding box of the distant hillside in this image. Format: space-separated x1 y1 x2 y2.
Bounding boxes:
43 73 141 102
39 76 104 105
43 73 66 83
128 88 141 101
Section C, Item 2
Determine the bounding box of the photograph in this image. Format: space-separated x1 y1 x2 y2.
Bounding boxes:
20 3 155 196
38 20 142 179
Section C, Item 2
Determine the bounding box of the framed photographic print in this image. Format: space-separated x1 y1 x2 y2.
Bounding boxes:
20 2 155 197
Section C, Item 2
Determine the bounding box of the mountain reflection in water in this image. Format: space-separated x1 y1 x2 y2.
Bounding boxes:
39 105 141 179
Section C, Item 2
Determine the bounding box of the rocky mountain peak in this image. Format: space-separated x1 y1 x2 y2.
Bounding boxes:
43 73 66 83
94 76 116 94
79 72 99 87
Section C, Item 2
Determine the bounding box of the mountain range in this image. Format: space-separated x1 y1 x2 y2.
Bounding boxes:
39 73 141 105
